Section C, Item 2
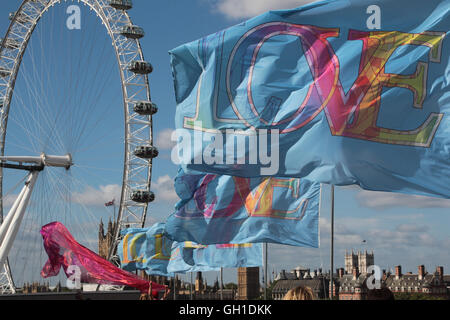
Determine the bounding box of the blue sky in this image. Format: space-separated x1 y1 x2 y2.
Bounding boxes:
1 0 449 286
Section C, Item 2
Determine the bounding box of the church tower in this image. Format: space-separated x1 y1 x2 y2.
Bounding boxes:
358 250 374 274
98 218 117 259
344 250 358 274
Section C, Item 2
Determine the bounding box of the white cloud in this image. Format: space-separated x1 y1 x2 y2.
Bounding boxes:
152 175 179 202
155 128 176 150
395 223 429 233
72 184 121 207
68 176 179 207
2 193 19 208
356 190 450 210
213 0 319 19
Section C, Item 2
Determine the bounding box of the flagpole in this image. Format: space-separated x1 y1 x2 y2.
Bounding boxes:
220 268 224 300
264 242 268 300
330 184 335 300
113 202 116 224
173 275 177 300
190 272 193 300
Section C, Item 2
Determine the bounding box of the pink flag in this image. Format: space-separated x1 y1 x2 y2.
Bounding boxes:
40 222 165 294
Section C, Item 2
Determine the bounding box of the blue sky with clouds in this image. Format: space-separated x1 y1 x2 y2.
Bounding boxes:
1 0 449 285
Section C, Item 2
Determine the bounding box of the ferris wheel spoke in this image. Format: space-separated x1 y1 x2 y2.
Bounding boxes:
44 169 97 246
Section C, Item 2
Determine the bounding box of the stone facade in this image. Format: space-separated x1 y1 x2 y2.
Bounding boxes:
272 267 329 300
338 262 448 300
22 282 50 294
345 250 374 274
98 218 118 259
385 265 447 297
237 267 260 300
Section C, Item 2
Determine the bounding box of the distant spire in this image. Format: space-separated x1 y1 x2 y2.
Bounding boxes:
99 219 104 238
107 218 113 234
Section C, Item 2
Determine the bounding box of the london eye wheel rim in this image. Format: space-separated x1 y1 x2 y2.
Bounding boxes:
0 0 155 293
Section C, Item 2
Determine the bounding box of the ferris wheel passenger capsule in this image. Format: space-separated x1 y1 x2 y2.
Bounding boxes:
0 68 11 78
128 60 153 75
134 146 159 159
133 101 158 115
120 25 145 39
109 0 133 10
131 190 155 203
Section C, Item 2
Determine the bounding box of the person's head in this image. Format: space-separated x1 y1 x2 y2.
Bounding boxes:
283 286 315 300
139 293 149 300
366 287 395 300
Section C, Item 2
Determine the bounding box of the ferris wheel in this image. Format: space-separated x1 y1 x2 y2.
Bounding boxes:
0 0 158 294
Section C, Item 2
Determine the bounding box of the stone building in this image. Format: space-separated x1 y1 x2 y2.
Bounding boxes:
385 265 447 297
22 282 50 294
98 218 118 259
237 267 260 300
338 255 448 300
272 267 329 299
338 266 371 300
195 271 208 293
345 250 374 274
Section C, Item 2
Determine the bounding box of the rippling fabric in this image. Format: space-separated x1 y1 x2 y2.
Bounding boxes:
165 169 320 247
40 222 165 294
118 223 173 277
167 242 262 273
169 0 450 198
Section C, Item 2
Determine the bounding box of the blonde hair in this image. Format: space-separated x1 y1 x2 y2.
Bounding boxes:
139 293 150 300
283 286 315 300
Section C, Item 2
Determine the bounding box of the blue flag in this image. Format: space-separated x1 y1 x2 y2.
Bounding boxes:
170 0 450 198
165 169 320 247
167 242 262 274
118 223 173 277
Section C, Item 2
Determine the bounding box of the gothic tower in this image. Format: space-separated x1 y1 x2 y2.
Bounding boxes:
98 218 117 259
344 250 358 274
358 250 374 274
237 267 260 300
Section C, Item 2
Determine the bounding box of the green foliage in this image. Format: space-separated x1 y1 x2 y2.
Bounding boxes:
394 292 447 300
224 283 237 290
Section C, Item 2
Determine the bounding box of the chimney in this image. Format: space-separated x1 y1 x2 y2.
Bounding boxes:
338 268 345 278
352 267 359 280
382 269 387 281
418 265 425 280
395 266 402 279
436 266 444 280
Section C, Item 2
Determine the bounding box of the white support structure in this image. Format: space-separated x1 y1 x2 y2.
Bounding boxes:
0 172 39 268
0 262 15 294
